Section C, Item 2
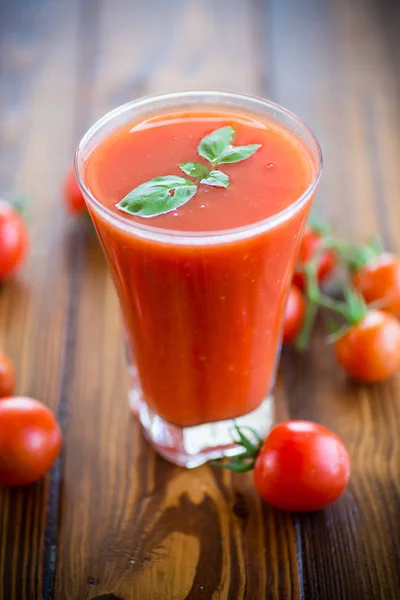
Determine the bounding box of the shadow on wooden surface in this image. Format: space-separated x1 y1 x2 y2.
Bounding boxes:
0 0 399 599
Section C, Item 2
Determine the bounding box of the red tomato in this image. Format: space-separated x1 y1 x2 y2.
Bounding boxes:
293 227 336 291
253 421 350 512
63 167 86 215
352 253 400 317
0 351 16 398
0 201 28 279
334 310 400 382
0 397 62 487
283 285 306 343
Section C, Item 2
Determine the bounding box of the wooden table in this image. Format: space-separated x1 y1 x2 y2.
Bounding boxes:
1 0 400 598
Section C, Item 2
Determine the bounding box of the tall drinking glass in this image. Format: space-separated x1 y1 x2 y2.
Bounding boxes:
75 91 322 467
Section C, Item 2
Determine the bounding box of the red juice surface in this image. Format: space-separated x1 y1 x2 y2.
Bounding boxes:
84 110 316 427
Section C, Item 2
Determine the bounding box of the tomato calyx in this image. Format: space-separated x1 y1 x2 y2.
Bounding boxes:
212 422 263 472
295 250 329 349
0 197 28 221
312 284 370 344
332 237 383 272
307 218 331 237
324 289 369 342
295 248 371 346
10 196 27 218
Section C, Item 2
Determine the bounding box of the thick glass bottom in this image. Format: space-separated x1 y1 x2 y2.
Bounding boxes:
130 387 274 468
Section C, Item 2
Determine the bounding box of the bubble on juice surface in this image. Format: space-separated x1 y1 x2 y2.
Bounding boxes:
265 162 275 169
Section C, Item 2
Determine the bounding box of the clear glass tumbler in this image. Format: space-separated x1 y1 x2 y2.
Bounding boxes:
75 91 322 468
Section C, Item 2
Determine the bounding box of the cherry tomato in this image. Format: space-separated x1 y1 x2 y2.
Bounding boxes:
334 310 400 382
0 351 16 398
63 167 86 215
0 201 28 279
0 397 62 487
352 253 400 317
283 285 306 343
253 421 350 512
293 227 336 291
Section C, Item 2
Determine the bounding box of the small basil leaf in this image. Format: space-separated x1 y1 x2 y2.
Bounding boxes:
180 161 210 179
116 175 197 218
198 126 236 163
200 170 230 188
218 144 262 164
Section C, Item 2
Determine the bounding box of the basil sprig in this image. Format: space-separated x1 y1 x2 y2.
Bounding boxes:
116 125 261 217
198 125 261 167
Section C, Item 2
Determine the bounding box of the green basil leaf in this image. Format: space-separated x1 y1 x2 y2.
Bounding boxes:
179 161 210 179
200 170 230 188
198 126 236 163
116 175 197 217
218 144 262 164
115 125 262 218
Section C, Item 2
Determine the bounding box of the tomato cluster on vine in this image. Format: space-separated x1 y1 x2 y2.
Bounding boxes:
283 224 400 383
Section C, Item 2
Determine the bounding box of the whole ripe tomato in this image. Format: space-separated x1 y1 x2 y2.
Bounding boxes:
63 167 86 215
253 421 350 512
0 351 16 398
283 285 306 343
0 201 28 280
334 309 400 382
293 227 336 291
0 397 62 487
352 253 400 317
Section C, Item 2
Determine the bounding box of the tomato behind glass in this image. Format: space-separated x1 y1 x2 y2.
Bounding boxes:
283 285 306 343
293 227 336 291
63 167 86 215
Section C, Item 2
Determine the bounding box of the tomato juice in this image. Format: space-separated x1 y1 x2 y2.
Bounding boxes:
79 96 320 430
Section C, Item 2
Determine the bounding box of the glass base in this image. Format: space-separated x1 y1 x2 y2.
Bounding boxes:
130 388 274 468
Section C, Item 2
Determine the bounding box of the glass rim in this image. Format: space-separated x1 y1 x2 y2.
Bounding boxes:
75 89 323 246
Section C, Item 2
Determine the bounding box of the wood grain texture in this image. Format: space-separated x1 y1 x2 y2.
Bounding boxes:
0 1 81 598
0 0 400 599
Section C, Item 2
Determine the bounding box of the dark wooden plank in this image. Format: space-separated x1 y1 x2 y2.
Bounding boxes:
0 1 81 599
54 1 303 598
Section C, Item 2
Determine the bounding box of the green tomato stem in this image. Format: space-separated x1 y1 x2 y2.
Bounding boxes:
295 299 318 350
